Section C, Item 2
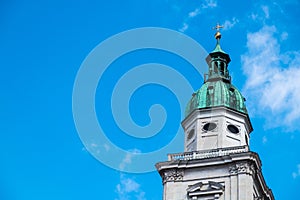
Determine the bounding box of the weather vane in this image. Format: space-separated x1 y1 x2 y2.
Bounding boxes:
212 23 224 31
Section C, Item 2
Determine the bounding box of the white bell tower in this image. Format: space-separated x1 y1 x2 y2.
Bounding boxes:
156 26 274 200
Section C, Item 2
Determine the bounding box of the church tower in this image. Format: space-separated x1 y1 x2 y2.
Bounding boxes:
156 27 274 200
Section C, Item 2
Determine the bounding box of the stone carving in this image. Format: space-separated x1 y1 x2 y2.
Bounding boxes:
229 162 255 175
187 182 203 193
162 169 184 183
187 181 224 199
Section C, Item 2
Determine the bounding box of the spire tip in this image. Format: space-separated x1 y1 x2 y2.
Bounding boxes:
212 23 223 40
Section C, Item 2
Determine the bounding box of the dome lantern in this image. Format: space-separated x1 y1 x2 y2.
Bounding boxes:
205 24 231 83
185 24 247 117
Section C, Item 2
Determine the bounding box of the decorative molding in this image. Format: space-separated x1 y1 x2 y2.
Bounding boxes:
162 169 184 183
229 162 255 175
187 181 224 199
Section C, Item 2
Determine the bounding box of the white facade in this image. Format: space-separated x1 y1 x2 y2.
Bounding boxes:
156 105 274 200
156 104 274 200
182 107 252 152
156 149 274 200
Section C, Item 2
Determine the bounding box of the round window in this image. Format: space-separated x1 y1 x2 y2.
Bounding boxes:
227 124 239 134
203 122 217 131
187 129 195 140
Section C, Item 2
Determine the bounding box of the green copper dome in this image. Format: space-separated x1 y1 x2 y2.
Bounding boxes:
185 81 248 116
185 29 248 117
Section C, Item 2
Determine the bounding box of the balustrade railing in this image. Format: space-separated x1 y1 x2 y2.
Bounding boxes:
168 145 249 161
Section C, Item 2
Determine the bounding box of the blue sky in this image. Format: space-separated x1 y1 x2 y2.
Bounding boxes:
1 0 300 199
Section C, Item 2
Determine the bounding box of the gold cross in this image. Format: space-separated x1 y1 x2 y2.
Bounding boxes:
213 23 223 31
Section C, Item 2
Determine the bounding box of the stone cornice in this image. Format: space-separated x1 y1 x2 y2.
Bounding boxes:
156 151 261 171
156 151 274 199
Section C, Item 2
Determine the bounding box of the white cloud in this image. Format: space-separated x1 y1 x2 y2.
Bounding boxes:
179 0 217 32
103 143 110 151
249 5 271 24
262 5 269 19
223 18 239 30
179 22 189 33
88 142 101 154
117 175 139 193
292 164 300 179
179 7 200 33
115 174 146 200
188 8 200 18
262 136 267 144
241 25 300 130
91 143 98 147
250 13 258 21
119 149 141 171
115 150 145 200
202 0 217 9
81 142 111 155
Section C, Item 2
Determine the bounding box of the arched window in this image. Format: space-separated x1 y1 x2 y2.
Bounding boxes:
213 62 218 73
220 62 224 75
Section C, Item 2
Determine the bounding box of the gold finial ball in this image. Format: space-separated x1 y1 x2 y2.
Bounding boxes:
214 31 221 39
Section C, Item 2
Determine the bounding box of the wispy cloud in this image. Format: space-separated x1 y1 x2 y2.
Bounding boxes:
261 5 270 19
280 32 288 41
179 22 189 33
292 164 300 179
179 0 217 32
119 149 141 171
81 142 112 156
179 7 201 32
249 5 271 24
115 174 146 200
188 8 200 18
241 25 300 130
103 143 110 151
223 17 239 30
115 149 145 200
202 0 217 9
262 136 268 144
91 143 98 147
